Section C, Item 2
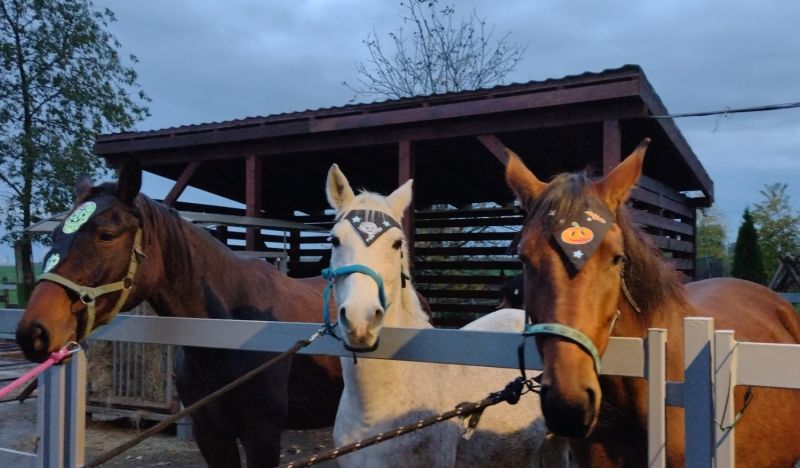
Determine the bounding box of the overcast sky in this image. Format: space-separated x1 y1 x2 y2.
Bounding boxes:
4 0 800 264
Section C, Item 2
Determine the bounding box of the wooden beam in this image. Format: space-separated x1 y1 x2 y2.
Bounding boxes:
104 101 646 167
477 135 510 165
603 120 621 175
163 161 200 206
96 80 642 156
245 156 263 250
398 140 416 263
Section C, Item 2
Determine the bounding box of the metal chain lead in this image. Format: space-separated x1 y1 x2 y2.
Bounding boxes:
283 377 537 468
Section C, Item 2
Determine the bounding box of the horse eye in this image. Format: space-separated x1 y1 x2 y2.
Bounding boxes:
98 231 116 243
612 255 625 266
392 239 403 250
330 236 340 247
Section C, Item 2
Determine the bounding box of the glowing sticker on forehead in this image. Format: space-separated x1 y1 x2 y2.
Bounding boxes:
63 201 97 234
552 199 615 272
344 209 402 246
41 195 117 272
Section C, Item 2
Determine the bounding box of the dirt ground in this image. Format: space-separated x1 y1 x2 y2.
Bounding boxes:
0 350 337 468
0 398 337 467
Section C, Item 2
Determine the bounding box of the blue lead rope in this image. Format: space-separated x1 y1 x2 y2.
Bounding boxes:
320 264 387 335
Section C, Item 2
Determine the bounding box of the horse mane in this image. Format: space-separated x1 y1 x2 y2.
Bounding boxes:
524 171 686 319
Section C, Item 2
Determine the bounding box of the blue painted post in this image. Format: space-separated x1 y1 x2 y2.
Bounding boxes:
683 318 715 468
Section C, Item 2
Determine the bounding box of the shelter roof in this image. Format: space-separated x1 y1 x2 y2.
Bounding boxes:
95 65 713 214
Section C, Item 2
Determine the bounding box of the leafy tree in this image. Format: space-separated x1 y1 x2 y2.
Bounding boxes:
731 208 766 284
751 183 800 276
696 208 728 259
0 0 149 302
344 0 526 99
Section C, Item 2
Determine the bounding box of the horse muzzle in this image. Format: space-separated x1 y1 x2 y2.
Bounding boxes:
538 337 602 438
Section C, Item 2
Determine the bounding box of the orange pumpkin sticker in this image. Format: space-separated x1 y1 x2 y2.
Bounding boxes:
560 222 594 245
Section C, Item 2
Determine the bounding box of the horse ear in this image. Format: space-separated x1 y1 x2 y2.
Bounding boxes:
326 164 355 211
116 160 142 206
595 138 650 211
387 179 413 220
505 150 546 211
75 174 93 200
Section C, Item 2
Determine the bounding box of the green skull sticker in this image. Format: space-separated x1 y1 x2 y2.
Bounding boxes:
62 202 97 234
43 253 60 273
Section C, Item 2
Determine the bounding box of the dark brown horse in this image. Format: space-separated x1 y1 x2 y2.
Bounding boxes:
15 163 342 468
505 139 800 467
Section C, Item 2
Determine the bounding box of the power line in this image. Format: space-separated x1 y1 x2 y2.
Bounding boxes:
649 101 800 119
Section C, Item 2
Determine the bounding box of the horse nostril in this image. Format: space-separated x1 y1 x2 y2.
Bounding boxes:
374 309 384 319
586 387 596 408
339 307 347 322
17 321 51 361
31 324 49 354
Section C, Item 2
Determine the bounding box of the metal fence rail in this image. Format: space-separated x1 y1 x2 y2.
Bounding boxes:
3 308 800 468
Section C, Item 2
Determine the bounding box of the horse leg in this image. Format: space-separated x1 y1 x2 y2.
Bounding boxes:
239 420 283 468
191 416 242 468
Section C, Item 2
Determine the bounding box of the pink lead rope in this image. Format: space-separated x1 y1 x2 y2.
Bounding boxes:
0 342 82 400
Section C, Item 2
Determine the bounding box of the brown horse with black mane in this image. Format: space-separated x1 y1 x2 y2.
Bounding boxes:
505 139 800 467
15 163 342 468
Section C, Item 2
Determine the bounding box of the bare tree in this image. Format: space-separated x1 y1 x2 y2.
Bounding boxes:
345 0 526 99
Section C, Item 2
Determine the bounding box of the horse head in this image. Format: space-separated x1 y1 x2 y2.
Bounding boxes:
324 164 415 351
16 163 147 362
504 139 650 438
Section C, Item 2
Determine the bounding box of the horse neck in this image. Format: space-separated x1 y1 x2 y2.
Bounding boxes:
138 200 284 319
383 272 430 330
340 272 434 417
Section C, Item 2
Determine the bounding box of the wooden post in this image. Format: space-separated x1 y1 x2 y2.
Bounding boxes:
603 120 621 175
476 134 511 165
398 140 415 263
163 161 200 206
245 156 263 251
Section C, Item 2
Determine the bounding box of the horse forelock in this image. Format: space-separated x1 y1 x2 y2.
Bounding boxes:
522 172 595 248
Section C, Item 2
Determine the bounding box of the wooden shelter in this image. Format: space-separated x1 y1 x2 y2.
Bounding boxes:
95 65 712 326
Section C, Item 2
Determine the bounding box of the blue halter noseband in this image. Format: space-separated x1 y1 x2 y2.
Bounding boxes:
321 264 387 352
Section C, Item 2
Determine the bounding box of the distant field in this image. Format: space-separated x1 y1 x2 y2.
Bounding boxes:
0 264 42 307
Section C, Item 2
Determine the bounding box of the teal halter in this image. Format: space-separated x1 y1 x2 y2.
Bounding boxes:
321 264 387 352
523 322 604 375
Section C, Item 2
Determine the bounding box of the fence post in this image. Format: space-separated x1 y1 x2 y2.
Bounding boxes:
714 330 737 468
683 317 714 468
65 351 86 468
647 328 667 468
37 364 66 468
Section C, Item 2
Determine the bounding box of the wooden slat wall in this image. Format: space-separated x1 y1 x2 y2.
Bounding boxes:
414 206 523 327
197 179 696 328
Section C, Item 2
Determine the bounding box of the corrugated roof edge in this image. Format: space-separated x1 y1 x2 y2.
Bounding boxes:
96 65 644 142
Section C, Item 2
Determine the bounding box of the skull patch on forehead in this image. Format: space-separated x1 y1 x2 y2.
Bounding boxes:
344 209 402 246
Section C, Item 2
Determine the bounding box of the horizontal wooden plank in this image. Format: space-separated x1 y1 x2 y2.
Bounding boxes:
415 275 509 285
667 258 694 270
631 186 694 218
417 289 501 300
415 207 520 220
632 210 694 236
416 231 518 242
417 218 523 228
416 246 512 256
417 261 522 271
637 175 688 205
651 236 694 254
